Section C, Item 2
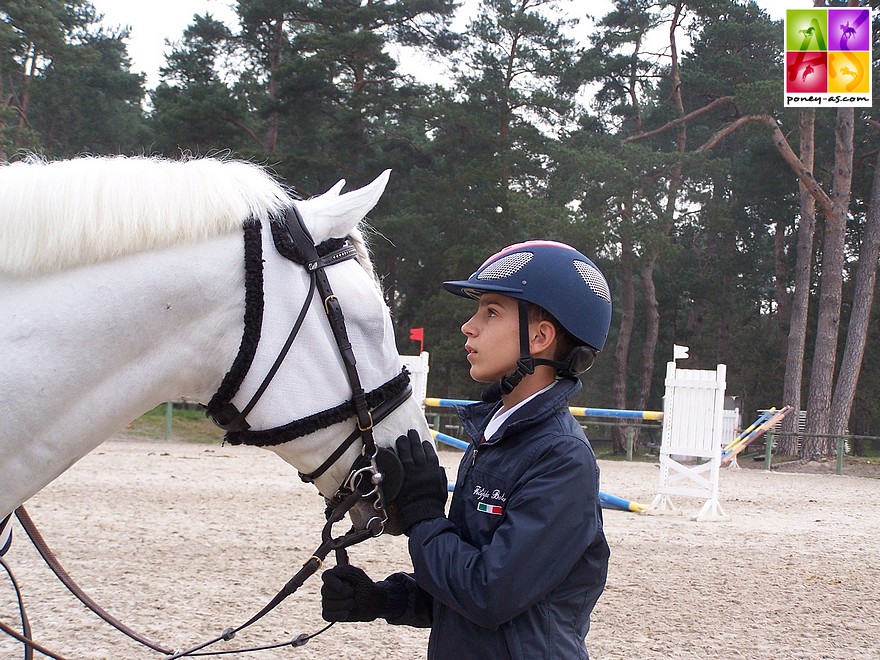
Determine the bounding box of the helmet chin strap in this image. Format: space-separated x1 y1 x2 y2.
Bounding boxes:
480 301 597 404
481 302 535 403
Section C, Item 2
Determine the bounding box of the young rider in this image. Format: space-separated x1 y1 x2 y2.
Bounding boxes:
321 240 613 659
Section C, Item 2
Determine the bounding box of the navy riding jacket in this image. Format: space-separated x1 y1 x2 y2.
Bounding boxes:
382 378 609 659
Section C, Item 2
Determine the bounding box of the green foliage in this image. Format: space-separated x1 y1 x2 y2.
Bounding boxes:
1 0 145 157
30 30 147 155
6 0 880 432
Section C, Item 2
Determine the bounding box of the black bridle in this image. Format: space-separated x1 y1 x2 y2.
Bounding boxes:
2 204 414 659
205 202 412 530
177 204 414 656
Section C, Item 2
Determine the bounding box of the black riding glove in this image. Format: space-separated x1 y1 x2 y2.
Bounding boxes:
321 564 405 622
395 429 448 534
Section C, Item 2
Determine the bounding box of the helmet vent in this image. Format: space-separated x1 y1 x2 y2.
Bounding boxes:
478 252 533 280
574 260 611 302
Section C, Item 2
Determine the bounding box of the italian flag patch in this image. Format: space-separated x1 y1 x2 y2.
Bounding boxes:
477 502 503 516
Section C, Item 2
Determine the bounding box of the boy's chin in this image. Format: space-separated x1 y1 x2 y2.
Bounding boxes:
470 367 511 384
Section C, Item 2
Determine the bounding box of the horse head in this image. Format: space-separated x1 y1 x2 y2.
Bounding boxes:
0 156 430 537
201 167 431 536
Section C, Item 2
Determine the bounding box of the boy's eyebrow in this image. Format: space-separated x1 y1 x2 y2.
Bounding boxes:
479 293 513 308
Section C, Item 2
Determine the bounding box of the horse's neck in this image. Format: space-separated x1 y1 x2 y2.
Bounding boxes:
0 236 244 517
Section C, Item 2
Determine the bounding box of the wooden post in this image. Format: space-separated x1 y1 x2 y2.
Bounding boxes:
165 402 173 440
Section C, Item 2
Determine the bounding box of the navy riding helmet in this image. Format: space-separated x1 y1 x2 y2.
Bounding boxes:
443 240 612 352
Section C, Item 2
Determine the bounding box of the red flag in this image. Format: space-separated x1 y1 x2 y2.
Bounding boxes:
409 327 424 353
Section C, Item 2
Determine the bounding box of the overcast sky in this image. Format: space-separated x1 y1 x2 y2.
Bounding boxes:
90 0 793 90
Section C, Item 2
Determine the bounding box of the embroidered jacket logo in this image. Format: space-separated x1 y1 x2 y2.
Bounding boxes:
473 485 507 502
473 484 506 515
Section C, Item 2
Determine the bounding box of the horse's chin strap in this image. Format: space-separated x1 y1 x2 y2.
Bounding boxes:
299 386 408 535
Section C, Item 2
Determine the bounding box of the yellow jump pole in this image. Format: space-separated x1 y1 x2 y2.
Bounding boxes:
722 406 792 464
724 408 775 453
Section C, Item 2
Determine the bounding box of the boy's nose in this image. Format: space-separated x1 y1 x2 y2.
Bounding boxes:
461 316 476 336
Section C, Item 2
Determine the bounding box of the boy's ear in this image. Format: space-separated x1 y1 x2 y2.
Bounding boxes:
529 319 557 355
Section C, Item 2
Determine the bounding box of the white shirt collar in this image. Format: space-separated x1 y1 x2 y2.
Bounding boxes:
483 381 557 441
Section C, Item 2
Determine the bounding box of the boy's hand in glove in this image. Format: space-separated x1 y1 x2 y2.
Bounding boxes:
321 565 404 622
395 429 448 534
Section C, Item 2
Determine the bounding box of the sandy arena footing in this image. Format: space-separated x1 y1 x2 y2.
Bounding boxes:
1 439 877 659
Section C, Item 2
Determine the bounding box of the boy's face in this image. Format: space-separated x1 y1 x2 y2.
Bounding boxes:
460 293 522 383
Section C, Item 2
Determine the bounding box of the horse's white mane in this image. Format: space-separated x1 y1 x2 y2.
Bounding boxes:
0 155 296 276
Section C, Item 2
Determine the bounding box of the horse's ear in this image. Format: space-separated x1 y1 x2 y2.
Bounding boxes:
296 170 391 242
324 179 347 198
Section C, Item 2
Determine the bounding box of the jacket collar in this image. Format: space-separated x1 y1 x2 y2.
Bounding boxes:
457 377 582 445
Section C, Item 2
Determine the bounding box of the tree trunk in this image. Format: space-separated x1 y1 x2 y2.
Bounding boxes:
779 109 816 455
0 73 7 163
632 1 683 438
612 241 636 454
263 16 284 154
829 148 880 435
18 43 37 130
715 218 734 363
774 218 790 323
634 252 660 420
803 108 854 457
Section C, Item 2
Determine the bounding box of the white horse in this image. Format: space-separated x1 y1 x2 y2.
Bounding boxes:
0 155 430 539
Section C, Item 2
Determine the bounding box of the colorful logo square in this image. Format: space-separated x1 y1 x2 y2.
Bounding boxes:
786 10 828 51
828 8 871 51
786 51 827 93
828 51 870 94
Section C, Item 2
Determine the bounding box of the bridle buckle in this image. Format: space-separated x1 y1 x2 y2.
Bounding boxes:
357 410 374 432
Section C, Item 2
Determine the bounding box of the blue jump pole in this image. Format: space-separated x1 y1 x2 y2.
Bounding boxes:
432 430 646 512
424 398 662 421
432 429 470 451
599 492 646 513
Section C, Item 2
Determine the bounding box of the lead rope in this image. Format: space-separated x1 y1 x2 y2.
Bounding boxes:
0 554 36 660
164 488 373 658
6 490 374 659
14 505 175 656
173 544 354 657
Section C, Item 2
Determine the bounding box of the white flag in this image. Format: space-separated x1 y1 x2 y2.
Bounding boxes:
673 344 689 360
